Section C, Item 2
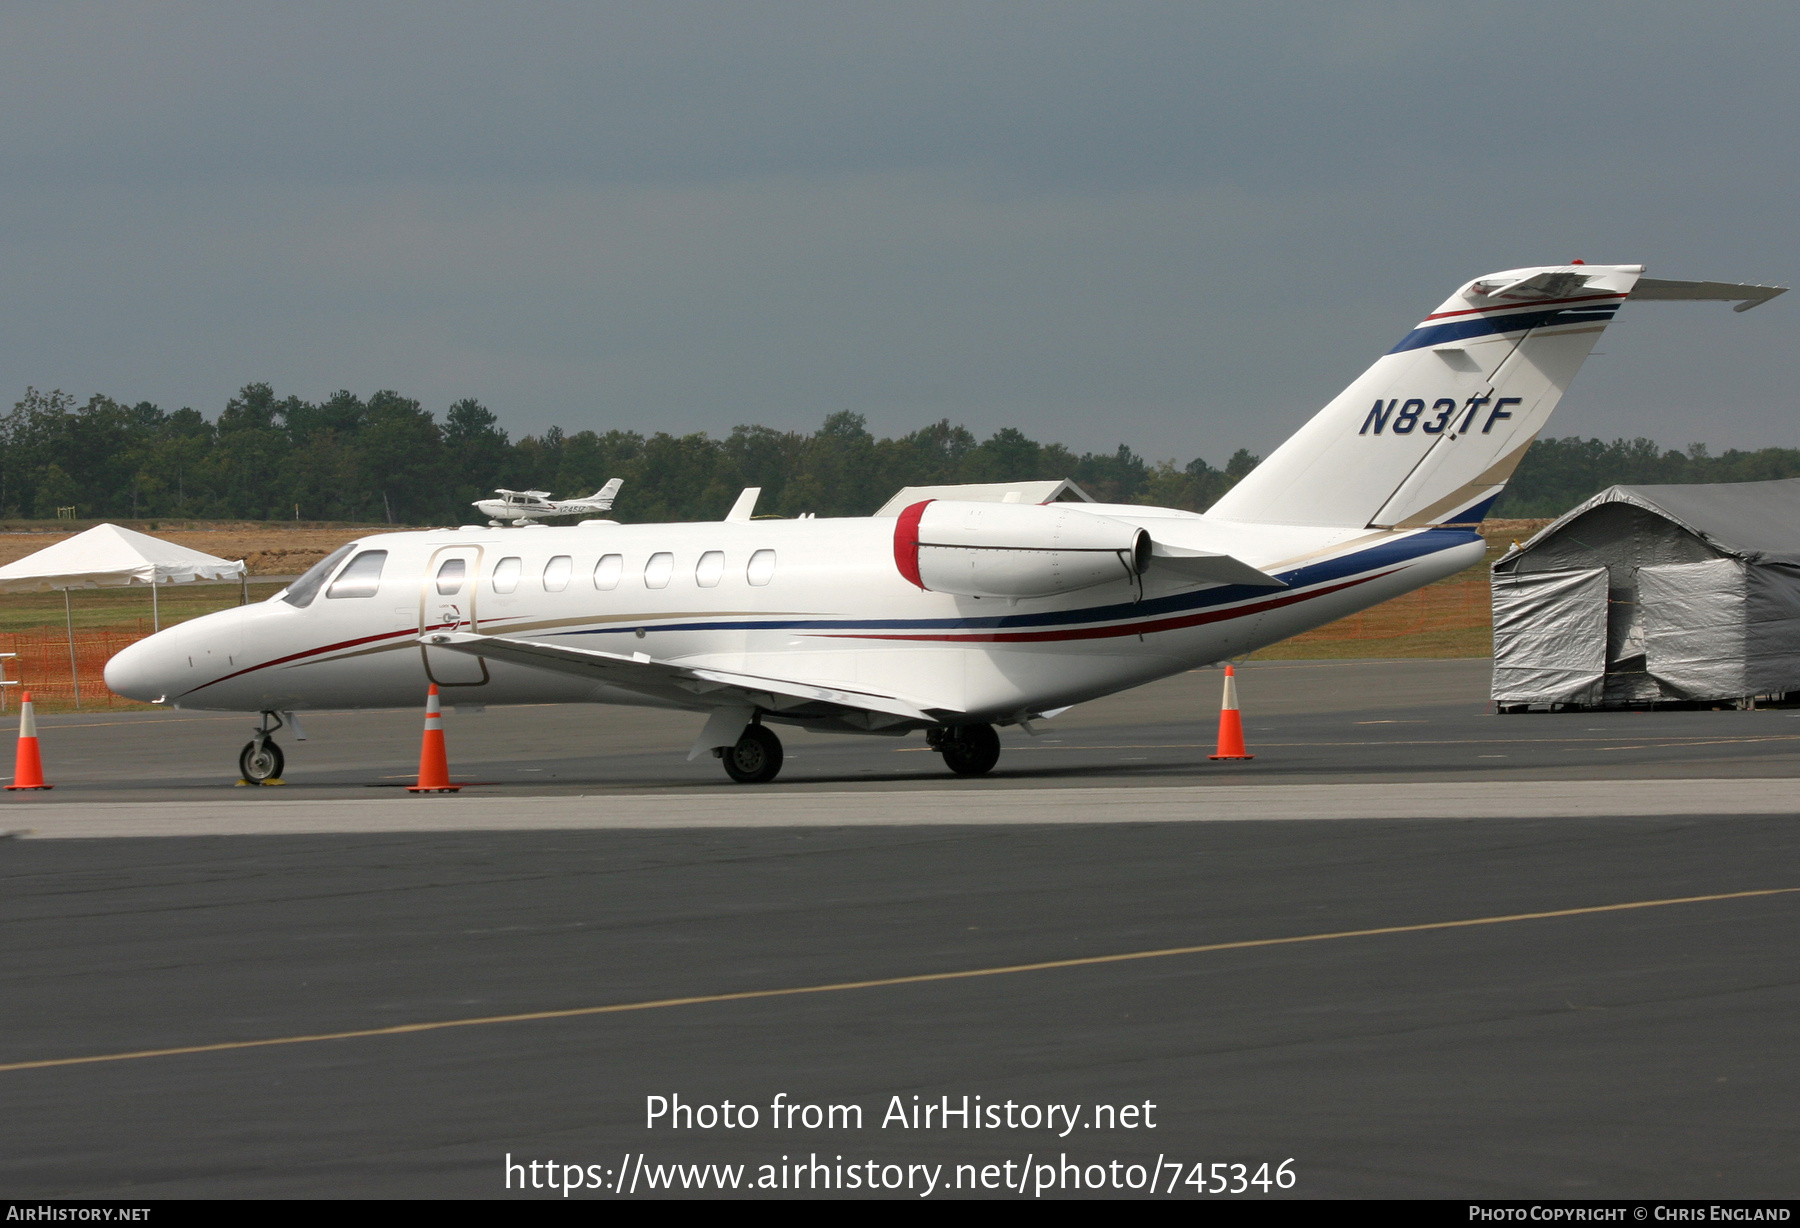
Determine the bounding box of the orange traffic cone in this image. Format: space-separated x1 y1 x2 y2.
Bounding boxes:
407 684 463 793
6 691 53 790
1208 665 1254 761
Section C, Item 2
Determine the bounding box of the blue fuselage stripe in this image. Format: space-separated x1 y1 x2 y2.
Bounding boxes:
564 527 1482 640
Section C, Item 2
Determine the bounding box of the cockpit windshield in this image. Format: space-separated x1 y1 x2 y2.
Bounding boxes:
282 544 359 609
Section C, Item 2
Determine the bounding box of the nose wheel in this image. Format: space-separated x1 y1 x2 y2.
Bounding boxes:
239 739 285 783
930 723 1001 776
237 711 290 785
721 724 783 784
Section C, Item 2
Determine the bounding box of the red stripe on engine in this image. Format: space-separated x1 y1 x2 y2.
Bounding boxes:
893 500 931 589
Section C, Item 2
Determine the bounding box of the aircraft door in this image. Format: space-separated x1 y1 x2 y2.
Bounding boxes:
421 545 489 686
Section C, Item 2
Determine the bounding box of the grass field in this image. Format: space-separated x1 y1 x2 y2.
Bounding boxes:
0 581 293 636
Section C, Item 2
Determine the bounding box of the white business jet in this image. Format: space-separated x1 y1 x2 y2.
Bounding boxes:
106 264 1784 784
473 478 623 525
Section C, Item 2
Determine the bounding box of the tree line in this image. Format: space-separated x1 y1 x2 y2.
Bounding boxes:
1 382 1794 524
0 384 1258 524
1489 437 1800 518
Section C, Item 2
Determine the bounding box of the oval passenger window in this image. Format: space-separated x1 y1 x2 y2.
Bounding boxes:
593 554 623 591
435 558 466 596
644 552 674 589
326 550 388 599
543 555 572 592
695 551 724 588
492 557 522 594
746 549 776 587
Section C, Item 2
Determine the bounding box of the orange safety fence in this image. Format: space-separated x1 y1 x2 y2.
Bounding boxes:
0 630 153 709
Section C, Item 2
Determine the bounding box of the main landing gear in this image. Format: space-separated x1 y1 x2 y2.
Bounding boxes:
721 723 784 784
238 711 287 785
929 723 1001 776
714 721 1002 784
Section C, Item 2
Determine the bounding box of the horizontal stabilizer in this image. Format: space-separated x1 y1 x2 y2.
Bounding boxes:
420 631 956 724
1148 542 1287 588
1631 279 1788 312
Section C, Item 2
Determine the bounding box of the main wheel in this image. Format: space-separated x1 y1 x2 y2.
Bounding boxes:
939 723 1001 776
239 739 284 783
722 724 783 784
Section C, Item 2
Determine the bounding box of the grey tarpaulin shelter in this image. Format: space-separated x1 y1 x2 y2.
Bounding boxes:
1492 478 1800 710
0 523 246 707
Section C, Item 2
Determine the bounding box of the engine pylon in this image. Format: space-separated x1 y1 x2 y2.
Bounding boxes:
407 684 463 793
1208 665 1254 762
6 691 53 790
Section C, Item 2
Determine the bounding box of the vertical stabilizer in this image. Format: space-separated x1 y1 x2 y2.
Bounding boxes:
1208 264 1644 528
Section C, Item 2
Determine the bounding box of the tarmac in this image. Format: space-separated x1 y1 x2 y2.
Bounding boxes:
2 659 1796 1198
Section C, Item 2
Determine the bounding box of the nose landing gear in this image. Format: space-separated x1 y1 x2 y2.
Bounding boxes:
237 711 289 785
929 723 1001 776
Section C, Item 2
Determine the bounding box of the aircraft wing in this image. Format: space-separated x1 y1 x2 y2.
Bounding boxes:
420 631 957 726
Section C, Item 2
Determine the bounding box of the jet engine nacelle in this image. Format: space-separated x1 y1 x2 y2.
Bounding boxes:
893 500 1149 598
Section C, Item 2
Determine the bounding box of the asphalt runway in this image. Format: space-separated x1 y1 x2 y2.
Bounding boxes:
10 658 1800 802
3 660 1797 1199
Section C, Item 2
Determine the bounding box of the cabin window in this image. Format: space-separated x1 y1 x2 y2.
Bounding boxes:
644 552 674 589
434 558 466 596
492 556 522 594
283 544 358 608
747 549 776 586
695 550 725 588
543 555 572 592
593 554 623 591
326 550 388 599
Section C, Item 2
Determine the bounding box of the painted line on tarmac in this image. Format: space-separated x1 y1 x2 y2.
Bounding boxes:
6 778 1800 836
2 887 1791 1075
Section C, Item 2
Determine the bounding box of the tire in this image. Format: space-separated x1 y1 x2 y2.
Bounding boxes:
722 724 783 784
239 739 284 783
940 723 1001 776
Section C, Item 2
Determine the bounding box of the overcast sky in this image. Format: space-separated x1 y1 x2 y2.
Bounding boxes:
2 3 1795 465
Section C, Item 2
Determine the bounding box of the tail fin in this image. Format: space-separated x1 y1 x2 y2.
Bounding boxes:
587 477 623 509
1208 263 1646 528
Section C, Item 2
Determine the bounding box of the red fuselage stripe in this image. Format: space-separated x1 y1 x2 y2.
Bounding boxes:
180 621 458 697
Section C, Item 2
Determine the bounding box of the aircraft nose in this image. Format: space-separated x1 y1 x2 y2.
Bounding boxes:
104 631 183 703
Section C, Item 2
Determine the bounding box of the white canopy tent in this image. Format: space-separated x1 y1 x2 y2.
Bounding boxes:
0 524 246 707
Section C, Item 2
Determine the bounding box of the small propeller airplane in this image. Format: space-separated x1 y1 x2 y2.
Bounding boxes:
474 478 623 525
106 263 1785 785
